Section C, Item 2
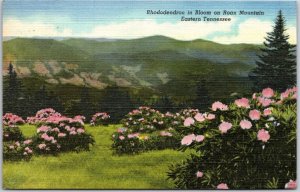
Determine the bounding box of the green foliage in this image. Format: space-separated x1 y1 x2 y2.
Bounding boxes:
168 88 296 189
3 126 24 142
3 141 33 161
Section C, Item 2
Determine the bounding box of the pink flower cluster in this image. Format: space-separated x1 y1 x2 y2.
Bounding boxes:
27 108 62 125
160 131 173 137
183 112 215 127
235 98 250 108
90 112 110 126
281 86 297 100
6 140 33 156
285 179 297 189
3 113 25 126
35 114 87 152
212 101 228 111
181 134 205 146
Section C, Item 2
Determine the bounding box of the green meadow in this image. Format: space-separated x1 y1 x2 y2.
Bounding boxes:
3 124 190 189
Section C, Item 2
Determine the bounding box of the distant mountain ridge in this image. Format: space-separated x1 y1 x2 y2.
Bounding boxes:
3 36 261 100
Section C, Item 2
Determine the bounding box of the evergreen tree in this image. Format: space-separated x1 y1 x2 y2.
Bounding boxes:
3 62 23 115
251 10 296 91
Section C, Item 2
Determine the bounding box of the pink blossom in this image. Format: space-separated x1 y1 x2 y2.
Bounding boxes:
15 141 20 147
128 133 139 139
119 136 125 140
196 171 203 178
235 98 250 108
117 128 127 133
239 120 252 129
257 129 270 142
70 131 77 135
219 122 232 134
23 139 32 144
262 88 274 98
52 128 60 132
249 110 260 120
77 128 85 133
38 143 46 149
217 183 229 189
58 133 66 137
285 180 297 189
195 135 205 142
37 125 50 133
281 91 290 100
194 113 205 122
212 101 228 111
263 108 272 116
258 97 273 107
160 131 172 137
252 93 257 99
205 113 215 120
184 117 195 127
181 134 196 146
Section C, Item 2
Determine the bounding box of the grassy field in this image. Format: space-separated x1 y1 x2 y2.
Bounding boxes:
3 124 190 189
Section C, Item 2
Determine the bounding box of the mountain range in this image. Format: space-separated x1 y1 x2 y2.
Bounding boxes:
3 36 261 103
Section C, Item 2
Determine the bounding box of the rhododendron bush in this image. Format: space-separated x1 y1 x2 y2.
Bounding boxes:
3 113 33 161
112 107 184 154
90 112 110 126
33 113 94 154
167 87 296 189
112 108 214 154
3 109 95 160
27 108 62 125
112 127 181 154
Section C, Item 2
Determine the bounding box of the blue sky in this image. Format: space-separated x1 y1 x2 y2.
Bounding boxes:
3 1 297 44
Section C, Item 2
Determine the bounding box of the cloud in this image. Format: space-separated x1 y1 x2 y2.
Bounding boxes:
3 17 296 44
3 17 235 41
212 18 296 44
80 19 235 40
3 18 73 37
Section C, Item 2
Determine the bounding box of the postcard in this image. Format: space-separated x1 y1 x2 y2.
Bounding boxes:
2 0 297 190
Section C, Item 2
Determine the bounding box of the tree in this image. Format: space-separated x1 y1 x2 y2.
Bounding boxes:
3 62 24 115
251 10 296 91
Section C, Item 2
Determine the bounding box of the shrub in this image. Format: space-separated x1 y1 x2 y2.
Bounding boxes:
112 107 203 154
3 126 24 142
2 113 34 161
90 112 110 126
26 108 61 125
33 116 95 154
3 139 34 161
111 126 182 154
3 113 25 126
121 106 166 133
167 87 296 189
